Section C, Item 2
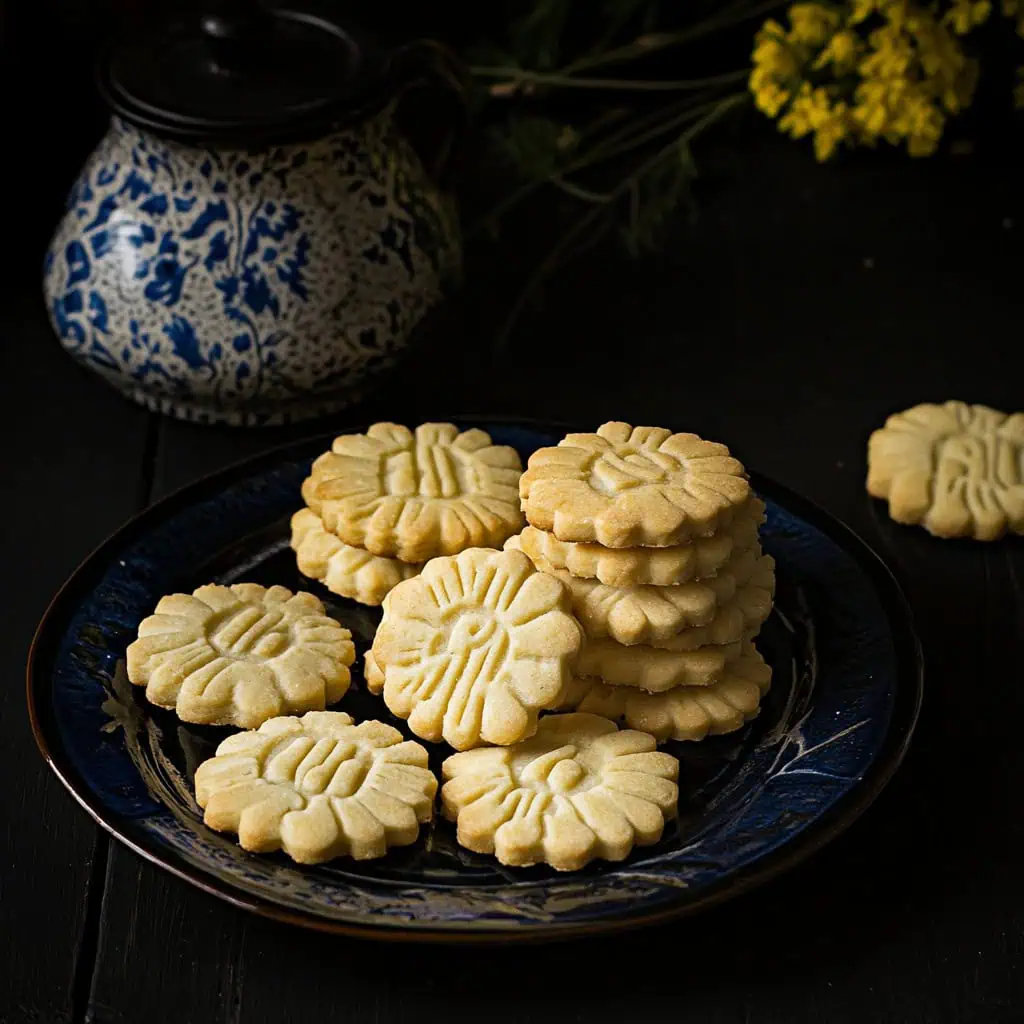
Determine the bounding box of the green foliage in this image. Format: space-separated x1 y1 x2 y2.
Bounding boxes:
468 0 784 346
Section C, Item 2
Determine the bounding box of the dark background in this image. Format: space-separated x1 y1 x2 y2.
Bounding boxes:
3 2 1024 1022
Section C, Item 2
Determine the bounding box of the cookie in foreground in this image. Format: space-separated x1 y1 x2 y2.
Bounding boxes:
194 712 437 864
371 547 583 750
126 583 355 728
441 713 679 870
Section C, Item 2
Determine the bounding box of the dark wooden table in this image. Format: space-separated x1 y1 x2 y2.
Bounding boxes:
3 111 1024 1022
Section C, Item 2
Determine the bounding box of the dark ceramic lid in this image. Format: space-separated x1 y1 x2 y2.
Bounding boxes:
98 0 385 145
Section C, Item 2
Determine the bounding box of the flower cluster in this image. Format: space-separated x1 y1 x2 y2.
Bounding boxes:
750 1 989 160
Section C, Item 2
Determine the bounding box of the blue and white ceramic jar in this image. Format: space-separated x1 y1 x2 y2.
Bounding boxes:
44 7 463 425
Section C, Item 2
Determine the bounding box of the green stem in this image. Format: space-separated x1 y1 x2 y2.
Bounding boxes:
493 92 747 351
580 94 734 166
471 67 749 91
550 178 614 203
563 0 787 74
467 94 719 240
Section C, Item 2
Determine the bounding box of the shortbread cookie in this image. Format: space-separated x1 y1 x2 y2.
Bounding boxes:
364 648 385 694
126 583 355 728
645 553 774 651
867 401 1024 540
517 497 765 587
510 532 774 647
291 508 421 606
302 422 524 562
557 644 772 742
520 422 750 547
440 713 679 870
577 638 742 692
194 712 436 864
372 548 583 750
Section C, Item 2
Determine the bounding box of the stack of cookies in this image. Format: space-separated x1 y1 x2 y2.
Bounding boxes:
291 422 525 605
514 421 775 743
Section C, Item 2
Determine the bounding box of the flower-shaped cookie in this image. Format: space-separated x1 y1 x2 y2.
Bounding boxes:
441 713 679 870
301 422 524 562
372 548 583 750
520 422 750 547
577 639 742 691
557 643 772 742
291 508 422 606
126 583 355 728
867 401 1024 540
517 497 765 587
195 712 437 864
646 552 775 651
510 533 774 647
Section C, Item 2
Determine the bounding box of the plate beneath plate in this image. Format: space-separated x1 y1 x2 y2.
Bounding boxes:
27 419 921 941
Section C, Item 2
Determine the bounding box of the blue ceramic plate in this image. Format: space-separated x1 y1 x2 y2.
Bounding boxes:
28 419 922 941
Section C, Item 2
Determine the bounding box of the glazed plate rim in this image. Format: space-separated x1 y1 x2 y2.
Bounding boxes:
27 415 923 942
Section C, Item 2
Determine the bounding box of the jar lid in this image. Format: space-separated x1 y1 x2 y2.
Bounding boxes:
98 1 386 145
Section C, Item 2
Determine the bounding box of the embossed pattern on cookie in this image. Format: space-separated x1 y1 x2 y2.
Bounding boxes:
556 644 772 742
127 583 355 728
441 713 679 870
291 508 422 606
517 497 765 587
520 421 750 547
867 400 1024 540
302 422 524 562
372 548 583 750
195 712 437 864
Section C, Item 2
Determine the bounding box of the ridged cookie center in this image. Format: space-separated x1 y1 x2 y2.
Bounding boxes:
383 443 483 498
589 449 672 496
207 606 292 661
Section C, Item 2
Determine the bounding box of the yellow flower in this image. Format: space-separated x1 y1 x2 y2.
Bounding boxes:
787 3 841 45
944 0 992 33
851 0 879 24
750 0 982 162
752 23 803 78
861 25 915 78
751 74 792 117
814 28 862 71
814 101 851 159
779 84 835 137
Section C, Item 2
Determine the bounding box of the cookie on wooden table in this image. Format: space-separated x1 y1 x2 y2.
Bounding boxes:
556 644 772 742
194 712 436 864
516 497 764 588
440 713 679 870
301 422 524 562
126 583 355 728
371 547 583 750
291 508 422 606
520 421 750 548
867 400 1024 540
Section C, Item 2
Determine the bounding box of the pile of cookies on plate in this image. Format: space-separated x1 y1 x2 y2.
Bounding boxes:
125 421 774 873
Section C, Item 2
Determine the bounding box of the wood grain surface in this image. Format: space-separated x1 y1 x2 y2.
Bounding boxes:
3 65 1024 1024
